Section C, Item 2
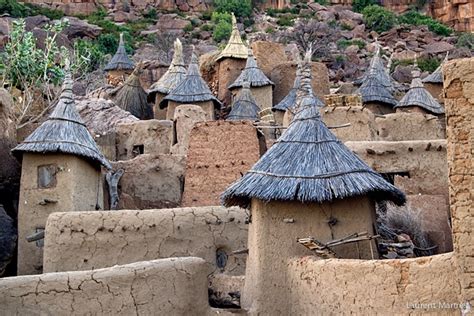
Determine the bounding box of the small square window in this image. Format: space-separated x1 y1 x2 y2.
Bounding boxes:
132 145 144 158
37 164 58 189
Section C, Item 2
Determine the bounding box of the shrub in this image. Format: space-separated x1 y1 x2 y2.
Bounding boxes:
73 39 105 73
456 32 474 50
362 5 397 33
398 11 452 36
25 3 64 20
277 15 295 27
0 0 28 17
183 23 193 32
352 0 377 13
143 8 157 20
265 26 275 33
214 0 252 18
200 23 213 32
211 11 232 24
337 39 366 50
391 57 440 73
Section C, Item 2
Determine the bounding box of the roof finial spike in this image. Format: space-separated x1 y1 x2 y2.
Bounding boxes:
171 38 184 66
119 32 124 46
61 57 73 95
231 12 237 28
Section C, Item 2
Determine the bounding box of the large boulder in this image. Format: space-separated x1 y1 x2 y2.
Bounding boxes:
61 17 102 39
250 41 288 77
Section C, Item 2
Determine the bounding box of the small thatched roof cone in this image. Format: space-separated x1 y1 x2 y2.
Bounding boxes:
148 38 187 100
227 81 260 121
160 50 222 109
229 48 274 89
216 13 248 61
356 65 398 107
272 61 303 113
104 33 135 72
395 66 444 115
356 41 394 91
112 66 153 120
422 53 448 84
13 65 111 169
221 50 406 208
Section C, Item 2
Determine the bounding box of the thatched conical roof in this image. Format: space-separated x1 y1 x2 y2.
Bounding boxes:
13 68 111 169
355 42 394 91
160 51 221 109
221 51 405 208
148 38 187 99
104 33 135 72
110 66 153 120
227 82 260 121
356 66 398 107
273 63 302 112
228 48 274 89
216 13 248 61
395 68 444 115
422 53 448 84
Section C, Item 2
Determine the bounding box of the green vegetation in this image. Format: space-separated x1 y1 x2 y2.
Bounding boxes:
398 11 452 36
362 5 397 33
0 0 63 19
211 12 232 43
352 0 378 13
277 15 295 27
456 32 474 50
392 57 441 73
266 7 299 17
214 0 252 18
337 39 366 50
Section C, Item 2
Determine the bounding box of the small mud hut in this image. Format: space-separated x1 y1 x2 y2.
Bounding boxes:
12 68 110 275
221 51 405 315
272 62 302 125
422 53 447 104
109 66 153 120
215 13 248 106
226 82 260 121
229 48 274 121
148 38 187 119
160 51 221 120
395 67 444 115
104 33 135 85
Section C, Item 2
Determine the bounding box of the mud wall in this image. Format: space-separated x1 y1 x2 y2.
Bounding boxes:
43 206 248 275
288 253 461 315
0 257 209 316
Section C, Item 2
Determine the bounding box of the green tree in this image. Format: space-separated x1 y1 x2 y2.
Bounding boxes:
211 12 232 43
214 0 252 18
352 0 377 13
362 5 397 33
398 11 452 36
0 0 28 17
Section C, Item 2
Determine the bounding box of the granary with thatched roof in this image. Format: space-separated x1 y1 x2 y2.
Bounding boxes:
160 50 221 120
422 53 448 104
395 66 445 115
229 48 274 121
215 13 248 106
272 62 302 125
226 81 260 121
147 38 187 119
104 33 135 85
221 51 405 315
12 67 110 276
109 66 153 120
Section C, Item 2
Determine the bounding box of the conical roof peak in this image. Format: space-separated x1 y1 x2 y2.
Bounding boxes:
216 13 248 61
229 48 274 89
13 69 111 169
273 61 303 112
227 80 260 121
104 33 135 72
422 53 448 84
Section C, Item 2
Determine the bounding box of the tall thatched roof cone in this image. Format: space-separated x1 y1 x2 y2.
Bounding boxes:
273 62 302 113
395 67 445 115
13 66 111 169
227 81 260 121
160 50 221 109
104 33 135 72
229 48 274 89
148 38 187 102
221 50 406 208
356 66 398 107
216 13 248 61
356 42 394 91
111 66 153 120
422 53 448 84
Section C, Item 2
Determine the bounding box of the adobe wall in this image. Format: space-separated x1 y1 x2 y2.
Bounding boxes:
443 58 474 303
167 100 214 121
243 197 377 315
346 140 448 197
43 206 248 275
1 257 210 316
321 106 378 142
231 86 273 115
288 253 461 315
182 121 261 207
116 120 173 160
218 58 247 107
111 154 185 209
18 153 103 275
171 104 207 156
375 112 446 141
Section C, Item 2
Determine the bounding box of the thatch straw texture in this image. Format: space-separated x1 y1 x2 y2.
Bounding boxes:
104 33 135 72
13 71 111 169
227 82 260 121
222 51 405 208
160 52 221 109
148 38 187 97
355 44 394 91
395 70 444 115
273 63 301 112
356 70 398 107
228 49 274 89
216 13 248 61
110 67 153 120
422 53 447 84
